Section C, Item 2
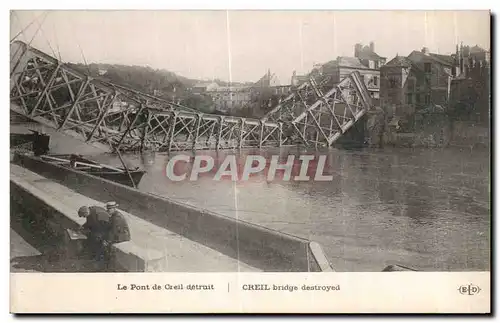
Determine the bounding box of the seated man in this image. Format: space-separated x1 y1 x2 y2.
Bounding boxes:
106 201 131 244
78 205 111 264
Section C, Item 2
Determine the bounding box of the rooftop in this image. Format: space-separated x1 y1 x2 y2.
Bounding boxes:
383 55 424 74
254 69 280 87
469 45 488 53
321 56 371 71
338 56 368 68
430 53 455 66
406 50 455 67
385 55 413 67
357 45 386 61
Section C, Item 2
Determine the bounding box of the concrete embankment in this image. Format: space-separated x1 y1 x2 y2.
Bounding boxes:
12 153 332 272
11 164 261 272
10 229 41 272
365 111 490 149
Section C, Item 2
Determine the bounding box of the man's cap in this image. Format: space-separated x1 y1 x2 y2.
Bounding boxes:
106 201 118 208
78 206 90 216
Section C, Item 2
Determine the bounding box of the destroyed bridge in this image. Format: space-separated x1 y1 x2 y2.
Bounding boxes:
10 40 374 153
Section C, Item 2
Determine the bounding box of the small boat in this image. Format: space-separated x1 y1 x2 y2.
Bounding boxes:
40 154 146 187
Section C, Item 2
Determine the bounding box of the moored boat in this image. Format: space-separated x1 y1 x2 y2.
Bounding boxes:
39 154 146 187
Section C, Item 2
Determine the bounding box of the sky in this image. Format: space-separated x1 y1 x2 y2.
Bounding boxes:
10 10 491 84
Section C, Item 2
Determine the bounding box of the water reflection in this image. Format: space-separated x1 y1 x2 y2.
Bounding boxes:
89 146 490 271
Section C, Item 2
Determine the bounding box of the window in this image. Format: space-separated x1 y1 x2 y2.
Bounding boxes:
407 93 413 104
369 60 375 69
416 93 421 103
424 63 432 73
407 78 415 91
373 76 378 86
425 94 431 105
389 77 398 88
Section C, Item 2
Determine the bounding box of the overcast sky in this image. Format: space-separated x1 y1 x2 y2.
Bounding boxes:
10 10 490 84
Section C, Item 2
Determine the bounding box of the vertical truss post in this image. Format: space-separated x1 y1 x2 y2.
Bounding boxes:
238 118 245 148
30 63 61 117
59 77 91 129
166 111 177 152
115 104 146 151
114 147 136 189
259 121 264 148
86 92 117 142
278 122 283 147
192 113 202 150
216 116 223 150
141 110 151 152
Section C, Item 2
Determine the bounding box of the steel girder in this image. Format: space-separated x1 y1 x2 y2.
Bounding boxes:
262 70 373 147
10 40 373 152
10 40 283 152
127 111 283 152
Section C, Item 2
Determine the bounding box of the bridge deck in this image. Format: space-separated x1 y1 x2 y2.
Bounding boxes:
10 164 260 272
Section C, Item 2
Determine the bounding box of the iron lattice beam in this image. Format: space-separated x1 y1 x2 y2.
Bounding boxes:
10 40 373 152
262 71 373 148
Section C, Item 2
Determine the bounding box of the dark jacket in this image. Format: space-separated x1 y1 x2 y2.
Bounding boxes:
108 210 131 244
82 206 111 241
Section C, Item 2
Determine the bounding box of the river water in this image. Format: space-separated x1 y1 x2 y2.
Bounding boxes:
88 146 490 272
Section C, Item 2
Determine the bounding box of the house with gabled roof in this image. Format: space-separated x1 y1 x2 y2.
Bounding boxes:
310 42 386 100
380 47 457 118
254 69 281 88
354 42 387 69
381 43 490 126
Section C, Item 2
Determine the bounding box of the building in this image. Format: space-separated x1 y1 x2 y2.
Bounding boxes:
192 82 219 94
255 69 281 88
271 85 292 96
449 44 490 123
291 71 309 87
380 44 490 120
246 70 294 116
253 69 291 99
380 47 457 118
355 42 387 70
210 85 252 114
311 42 386 100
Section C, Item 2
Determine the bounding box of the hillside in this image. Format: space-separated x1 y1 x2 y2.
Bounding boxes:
67 63 196 97
67 63 219 113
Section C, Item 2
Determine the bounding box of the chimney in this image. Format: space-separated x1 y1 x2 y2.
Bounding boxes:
369 41 375 52
291 70 297 87
421 47 430 55
354 43 363 58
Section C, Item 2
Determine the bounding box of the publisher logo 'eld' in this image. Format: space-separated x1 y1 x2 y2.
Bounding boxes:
458 284 481 296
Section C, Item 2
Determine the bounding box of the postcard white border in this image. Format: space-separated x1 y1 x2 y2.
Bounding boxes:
10 272 491 313
4 1 497 319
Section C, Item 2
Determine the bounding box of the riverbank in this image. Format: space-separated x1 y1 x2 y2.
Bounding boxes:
365 109 489 149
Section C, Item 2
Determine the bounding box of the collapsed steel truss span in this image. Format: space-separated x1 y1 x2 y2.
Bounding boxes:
10 40 373 152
